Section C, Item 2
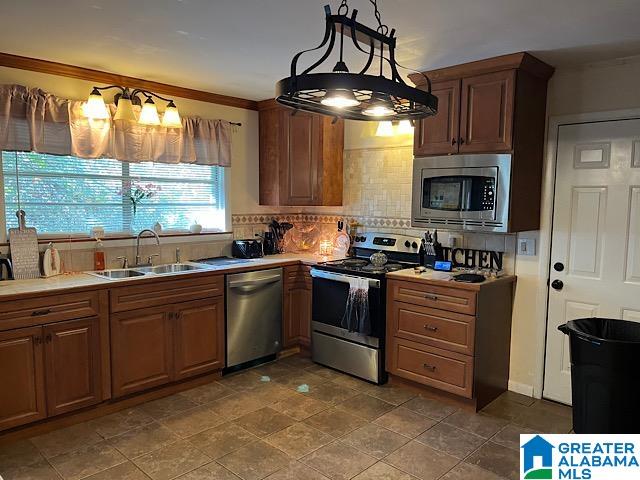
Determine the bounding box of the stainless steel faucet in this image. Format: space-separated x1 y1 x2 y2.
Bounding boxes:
135 229 161 266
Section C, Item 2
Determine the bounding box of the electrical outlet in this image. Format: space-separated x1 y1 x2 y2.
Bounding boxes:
448 234 462 248
518 238 536 256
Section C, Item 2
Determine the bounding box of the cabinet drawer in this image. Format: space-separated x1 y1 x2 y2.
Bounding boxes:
390 301 475 355
0 291 102 331
111 275 223 312
389 280 476 315
389 338 473 398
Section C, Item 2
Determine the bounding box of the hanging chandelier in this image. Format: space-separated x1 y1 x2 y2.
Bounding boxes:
83 86 182 128
275 0 437 121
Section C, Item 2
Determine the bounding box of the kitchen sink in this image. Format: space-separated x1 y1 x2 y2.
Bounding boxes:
136 263 204 274
89 269 147 279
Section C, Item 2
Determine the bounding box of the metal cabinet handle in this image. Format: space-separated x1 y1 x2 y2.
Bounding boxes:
34 336 42 345
31 308 51 316
451 138 457 145
424 293 438 301
45 333 52 343
459 137 465 145
423 363 436 372
424 324 438 332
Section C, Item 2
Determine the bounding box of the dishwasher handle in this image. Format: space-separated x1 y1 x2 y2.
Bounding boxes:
228 274 281 290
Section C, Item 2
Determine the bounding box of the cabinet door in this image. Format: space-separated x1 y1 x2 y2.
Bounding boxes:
414 80 461 156
459 70 515 153
173 297 225 380
283 279 312 348
279 110 321 206
0 326 46 431
111 307 173 397
43 318 102 416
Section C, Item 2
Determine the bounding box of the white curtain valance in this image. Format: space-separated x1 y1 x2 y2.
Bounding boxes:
0 84 232 166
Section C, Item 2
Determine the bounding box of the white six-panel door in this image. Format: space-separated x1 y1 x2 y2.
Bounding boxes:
543 118 640 404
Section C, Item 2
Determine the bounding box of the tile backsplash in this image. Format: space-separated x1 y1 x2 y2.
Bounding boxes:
231 146 516 273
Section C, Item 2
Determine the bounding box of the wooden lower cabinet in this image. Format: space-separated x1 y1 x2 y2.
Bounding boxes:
174 297 225 380
111 296 225 398
386 277 515 410
283 266 312 348
111 307 173 397
0 326 46 431
44 318 102 416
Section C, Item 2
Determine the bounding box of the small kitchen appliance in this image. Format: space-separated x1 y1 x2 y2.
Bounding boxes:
412 154 511 232
0 256 12 280
232 239 263 259
310 233 422 384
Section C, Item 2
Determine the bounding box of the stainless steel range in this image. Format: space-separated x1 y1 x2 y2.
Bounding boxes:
310 233 422 384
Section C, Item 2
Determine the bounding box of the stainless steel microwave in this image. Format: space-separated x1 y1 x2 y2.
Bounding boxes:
411 154 512 232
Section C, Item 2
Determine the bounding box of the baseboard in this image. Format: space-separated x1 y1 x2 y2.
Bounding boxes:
508 380 535 398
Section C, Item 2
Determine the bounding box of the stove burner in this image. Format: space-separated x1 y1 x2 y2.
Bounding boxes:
362 265 386 273
342 259 368 268
385 263 403 272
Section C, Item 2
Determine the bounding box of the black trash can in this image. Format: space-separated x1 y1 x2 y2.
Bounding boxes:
559 318 640 433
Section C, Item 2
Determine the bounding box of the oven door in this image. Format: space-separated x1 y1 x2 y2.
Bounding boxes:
310 269 383 347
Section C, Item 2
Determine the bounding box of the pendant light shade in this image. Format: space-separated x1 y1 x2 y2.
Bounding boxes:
397 120 414 135
138 97 161 126
321 89 361 108
84 88 109 119
362 94 395 117
113 97 136 122
161 101 183 128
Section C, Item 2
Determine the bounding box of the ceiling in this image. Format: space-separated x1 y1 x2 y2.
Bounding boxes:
3 0 640 101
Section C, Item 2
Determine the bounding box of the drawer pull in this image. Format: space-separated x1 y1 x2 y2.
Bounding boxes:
31 308 52 316
424 324 438 332
423 363 436 372
424 293 438 301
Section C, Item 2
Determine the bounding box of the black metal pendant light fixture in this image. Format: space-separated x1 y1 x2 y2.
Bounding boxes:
276 0 437 121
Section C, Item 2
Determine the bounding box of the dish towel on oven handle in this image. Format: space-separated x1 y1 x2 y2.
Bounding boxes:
341 277 371 336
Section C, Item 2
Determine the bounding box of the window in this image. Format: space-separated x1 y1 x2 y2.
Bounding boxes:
1 151 226 237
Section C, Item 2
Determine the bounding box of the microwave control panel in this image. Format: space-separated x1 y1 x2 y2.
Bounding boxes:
481 178 495 210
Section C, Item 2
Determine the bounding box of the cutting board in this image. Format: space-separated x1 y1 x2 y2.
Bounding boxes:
8 210 40 280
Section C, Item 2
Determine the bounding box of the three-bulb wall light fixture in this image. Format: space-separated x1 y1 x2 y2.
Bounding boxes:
84 86 182 128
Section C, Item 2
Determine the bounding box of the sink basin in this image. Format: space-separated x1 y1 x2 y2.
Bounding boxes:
135 263 204 274
90 269 147 279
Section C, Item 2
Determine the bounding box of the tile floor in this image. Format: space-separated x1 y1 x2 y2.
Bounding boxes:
0 355 572 480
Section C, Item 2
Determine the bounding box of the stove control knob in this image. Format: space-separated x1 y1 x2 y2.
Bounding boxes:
404 241 411 248
412 242 419 249
361 236 366 242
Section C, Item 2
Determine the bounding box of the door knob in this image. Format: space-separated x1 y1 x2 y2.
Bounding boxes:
551 279 564 291
553 262 565 272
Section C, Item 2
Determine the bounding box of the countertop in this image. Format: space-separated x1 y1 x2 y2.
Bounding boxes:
0 253 342 300
386 268 516 291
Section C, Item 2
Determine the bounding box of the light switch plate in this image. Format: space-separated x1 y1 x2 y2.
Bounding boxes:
449 234 462 248
518 238 536 256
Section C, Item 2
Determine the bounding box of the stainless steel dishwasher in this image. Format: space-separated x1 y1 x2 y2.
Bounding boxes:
226 268 283 368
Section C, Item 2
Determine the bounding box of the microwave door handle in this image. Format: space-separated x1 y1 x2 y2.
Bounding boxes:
461 178 472 211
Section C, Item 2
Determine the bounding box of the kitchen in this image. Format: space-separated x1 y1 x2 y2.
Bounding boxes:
1 1 640 480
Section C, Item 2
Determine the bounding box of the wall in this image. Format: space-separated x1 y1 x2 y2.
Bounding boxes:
0 66 259 268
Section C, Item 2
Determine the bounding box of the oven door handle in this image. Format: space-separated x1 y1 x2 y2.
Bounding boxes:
310 269 381 288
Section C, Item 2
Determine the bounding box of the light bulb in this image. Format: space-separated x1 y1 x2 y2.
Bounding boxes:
375 121 394 137
321 89 360 108
138 97 160 126
397 120 414 135
161 102 182 128
83 88 109 119
363 94 395 117
113 97 136 122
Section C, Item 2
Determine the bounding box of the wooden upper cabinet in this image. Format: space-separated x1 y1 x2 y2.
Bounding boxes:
459 70 515 153
0 326 46 431
173 297 225 380
410 52 554 157
259 100 344 206
280 111 321 205
43 318 102 416
414 80 461 156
